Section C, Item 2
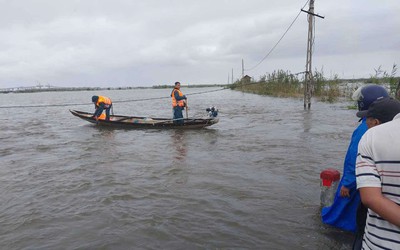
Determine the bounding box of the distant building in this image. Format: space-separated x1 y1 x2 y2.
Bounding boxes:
241 75 251 84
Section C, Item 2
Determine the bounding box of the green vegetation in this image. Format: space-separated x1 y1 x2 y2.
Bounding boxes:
366 64 398 96
229 68 342 102
234 70 303 98
230 64 399 103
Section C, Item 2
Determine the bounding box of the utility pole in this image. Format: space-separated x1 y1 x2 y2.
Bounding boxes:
304 0 314 109
302 0 324 109
231 68 234 84
242 59 244 79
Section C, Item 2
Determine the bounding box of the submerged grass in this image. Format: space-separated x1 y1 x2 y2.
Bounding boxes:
233 70 303 98
231 64 399 103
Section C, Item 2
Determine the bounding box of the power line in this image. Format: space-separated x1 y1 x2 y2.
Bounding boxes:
0 87 228 109
0 102 93 109
245 0 310 72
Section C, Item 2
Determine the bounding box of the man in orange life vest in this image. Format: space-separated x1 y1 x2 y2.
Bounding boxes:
92 95 112 121
171 82 187 124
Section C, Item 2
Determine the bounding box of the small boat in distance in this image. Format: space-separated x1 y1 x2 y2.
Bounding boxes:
69 107 219 129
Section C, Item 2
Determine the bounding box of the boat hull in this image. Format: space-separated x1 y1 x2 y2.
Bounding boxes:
70 110 219 129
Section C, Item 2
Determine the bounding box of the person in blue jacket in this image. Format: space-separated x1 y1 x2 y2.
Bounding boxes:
321 84 389 233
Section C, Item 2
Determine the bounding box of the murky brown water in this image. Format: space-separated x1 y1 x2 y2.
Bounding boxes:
0 88 356 249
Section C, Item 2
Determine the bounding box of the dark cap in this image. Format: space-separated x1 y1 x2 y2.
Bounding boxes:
356 97 400 123
92 95 99 103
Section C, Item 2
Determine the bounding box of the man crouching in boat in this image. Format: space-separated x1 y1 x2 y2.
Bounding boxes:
171 82 187 125
92 95 112 121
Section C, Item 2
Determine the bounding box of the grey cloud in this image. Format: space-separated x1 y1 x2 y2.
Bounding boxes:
0 0 399 87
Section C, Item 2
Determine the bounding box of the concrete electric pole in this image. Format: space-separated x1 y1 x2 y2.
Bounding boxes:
302 0 324 109
242 59 244 79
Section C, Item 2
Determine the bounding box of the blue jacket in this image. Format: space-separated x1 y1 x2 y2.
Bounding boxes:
321 118 368 232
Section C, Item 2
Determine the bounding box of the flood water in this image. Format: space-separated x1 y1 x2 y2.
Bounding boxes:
0 88 357 249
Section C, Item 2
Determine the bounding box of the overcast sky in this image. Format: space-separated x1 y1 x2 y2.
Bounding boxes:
0 0 399 88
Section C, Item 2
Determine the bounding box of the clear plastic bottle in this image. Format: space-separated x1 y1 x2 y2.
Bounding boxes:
320 169 340 207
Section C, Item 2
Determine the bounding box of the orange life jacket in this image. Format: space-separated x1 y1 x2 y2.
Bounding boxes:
98 113 106 120
171 88 185 107
96 96 112 108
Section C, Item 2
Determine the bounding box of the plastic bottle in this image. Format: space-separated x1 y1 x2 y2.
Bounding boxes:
320 168 340 207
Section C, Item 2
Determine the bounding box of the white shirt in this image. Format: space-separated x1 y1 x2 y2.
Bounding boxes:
356 114 400 249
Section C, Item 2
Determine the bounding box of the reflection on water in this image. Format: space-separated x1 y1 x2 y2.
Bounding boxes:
171 130 187 162
302 109 313 133
0 89 356 249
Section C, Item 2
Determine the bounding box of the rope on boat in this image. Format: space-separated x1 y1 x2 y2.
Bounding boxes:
0 87 228 109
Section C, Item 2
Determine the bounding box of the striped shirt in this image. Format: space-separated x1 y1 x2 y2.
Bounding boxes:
356 114 400 249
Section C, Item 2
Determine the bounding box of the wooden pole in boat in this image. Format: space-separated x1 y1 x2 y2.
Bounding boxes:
185 99 188 119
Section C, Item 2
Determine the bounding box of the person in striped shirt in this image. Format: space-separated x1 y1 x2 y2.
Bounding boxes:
322 85 389 233
356 97 400 249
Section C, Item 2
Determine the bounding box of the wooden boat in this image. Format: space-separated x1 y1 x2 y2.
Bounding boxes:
70 109 219 129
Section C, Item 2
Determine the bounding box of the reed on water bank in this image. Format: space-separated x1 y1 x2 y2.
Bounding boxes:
230 64 399 103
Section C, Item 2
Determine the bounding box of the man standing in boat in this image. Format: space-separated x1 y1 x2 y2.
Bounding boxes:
92 95 112 121
171 82 187 125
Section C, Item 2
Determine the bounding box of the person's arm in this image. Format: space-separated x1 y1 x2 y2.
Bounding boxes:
174 91 186 101
356 129 400 227
360 187 400 227
93 102 104 117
